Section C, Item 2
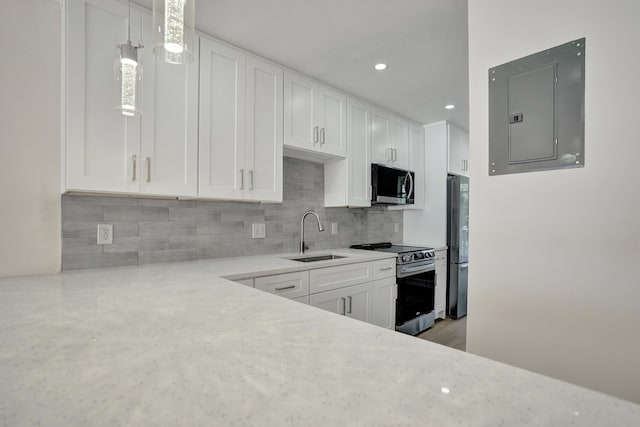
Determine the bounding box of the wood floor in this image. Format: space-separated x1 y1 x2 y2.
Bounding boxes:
416 316 467 351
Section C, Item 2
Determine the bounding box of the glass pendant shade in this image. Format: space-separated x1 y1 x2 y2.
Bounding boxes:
152 0 196 64
114 41 143 116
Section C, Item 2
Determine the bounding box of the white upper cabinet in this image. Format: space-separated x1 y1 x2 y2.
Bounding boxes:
448 123 470 177
199 36 283 202
371 108 409 170
66 0 197 197
346 97 372 207
244 56 284 202
66 0 142 193
284 71 346 160
198 37 246 200
390 115 409 170
140 25 198 197
406 124 425 210
324 96 371 208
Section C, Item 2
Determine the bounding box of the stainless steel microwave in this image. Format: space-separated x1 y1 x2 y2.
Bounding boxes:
371 164 415 205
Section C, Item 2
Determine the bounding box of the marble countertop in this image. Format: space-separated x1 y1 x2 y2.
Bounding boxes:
1 250 639 426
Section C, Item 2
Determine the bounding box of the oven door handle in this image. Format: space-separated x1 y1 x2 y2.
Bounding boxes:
397 263 435 277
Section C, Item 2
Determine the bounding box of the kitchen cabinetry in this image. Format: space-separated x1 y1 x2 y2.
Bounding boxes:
309 282 372 323
66 0 198 197
255 271 309 300
371 108 409 170
284 72 347 159
371 277 397 329
434 249 448 319
324 96 371 207
198 37 283 202
406 124 425 209
244 258 396 329
448 123 470 177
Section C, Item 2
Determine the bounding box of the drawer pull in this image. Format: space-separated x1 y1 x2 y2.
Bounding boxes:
340 297 346 315
347 296 352 314
380 267 393 271
275 285 296 291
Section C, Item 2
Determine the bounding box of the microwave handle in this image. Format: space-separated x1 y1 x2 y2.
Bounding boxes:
406 171 414 201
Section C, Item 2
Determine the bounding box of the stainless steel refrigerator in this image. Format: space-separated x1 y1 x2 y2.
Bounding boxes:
447 174 469 319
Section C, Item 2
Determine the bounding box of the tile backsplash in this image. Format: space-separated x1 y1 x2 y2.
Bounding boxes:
61 158 403 270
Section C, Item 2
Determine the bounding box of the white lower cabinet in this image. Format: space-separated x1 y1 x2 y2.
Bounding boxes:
244 259 397 329
310 282 372 323
254 271 309 300
371 277 397 329
434 249 447 319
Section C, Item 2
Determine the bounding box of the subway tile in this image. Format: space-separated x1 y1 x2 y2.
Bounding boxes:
138 249 199 265
62 194 137 206
103 236 171 253
62 252 138 271
139 221 195 237
137 198 197 208
62 203 102 222
168 207 222 222
103 205 169 222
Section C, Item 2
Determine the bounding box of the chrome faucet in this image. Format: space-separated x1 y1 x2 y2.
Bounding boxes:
300 210 325 254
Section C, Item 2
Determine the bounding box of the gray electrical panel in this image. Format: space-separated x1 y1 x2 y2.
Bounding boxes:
489 38 585 176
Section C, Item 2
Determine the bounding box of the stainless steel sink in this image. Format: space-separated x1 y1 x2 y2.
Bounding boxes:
290 254 346 263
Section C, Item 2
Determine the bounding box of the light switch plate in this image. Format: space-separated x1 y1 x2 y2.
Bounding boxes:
97 224 113 245
331 222 338 235
252 223 266 239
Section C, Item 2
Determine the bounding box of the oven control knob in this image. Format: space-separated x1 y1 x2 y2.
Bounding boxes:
402 254 412 263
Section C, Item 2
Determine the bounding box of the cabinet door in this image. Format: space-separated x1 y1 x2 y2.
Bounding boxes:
346 97 371 207
66 0 141 193
198 37 246 200
371 108 391 166
434 250 447 319
390 116 409 170
406 124 425 210
244 56 283 202
284 71 316 150
140 23 198 197
345 282 373 323
317 86 347 157
310 282 372 323
448 124 469 177
371 277 397 329
255 271 309 300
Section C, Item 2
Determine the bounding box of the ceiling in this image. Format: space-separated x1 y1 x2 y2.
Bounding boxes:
136 0 469 129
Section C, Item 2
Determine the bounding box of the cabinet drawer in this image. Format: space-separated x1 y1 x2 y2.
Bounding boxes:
372 258 396 280
255 271 309 299
291 295 309 305
310 262 373 294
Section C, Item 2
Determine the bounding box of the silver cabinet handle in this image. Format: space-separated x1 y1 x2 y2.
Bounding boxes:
320 127 326 145
131 155 137 181
275 285 296 291
249 170 254 190
146 157 151 182
340 297 346 315
387 147 392 161
393 148 397 161
347 296 352 314
240 169 244 190
313 126 319 144
380 267 393 271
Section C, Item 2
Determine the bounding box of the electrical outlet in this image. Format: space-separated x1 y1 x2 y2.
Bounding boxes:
97 224 113 245
252 223 266 239
394 223 400 233
331 222 338 235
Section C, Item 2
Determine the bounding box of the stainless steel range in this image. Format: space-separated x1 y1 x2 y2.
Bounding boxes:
350 242 436 335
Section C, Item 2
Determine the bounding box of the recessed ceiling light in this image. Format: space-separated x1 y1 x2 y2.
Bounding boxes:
374 63 387 71
445 104 455 110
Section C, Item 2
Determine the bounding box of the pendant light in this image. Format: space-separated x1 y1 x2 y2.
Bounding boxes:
115 0 143 116
152 0 196 64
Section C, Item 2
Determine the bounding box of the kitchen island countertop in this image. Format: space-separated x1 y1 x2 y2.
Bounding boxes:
1 250 639 426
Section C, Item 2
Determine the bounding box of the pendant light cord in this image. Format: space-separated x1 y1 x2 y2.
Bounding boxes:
127 0 132 42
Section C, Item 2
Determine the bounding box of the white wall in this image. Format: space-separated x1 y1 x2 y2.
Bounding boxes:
0 0 61 277
467 0 640 403
403 122 448 247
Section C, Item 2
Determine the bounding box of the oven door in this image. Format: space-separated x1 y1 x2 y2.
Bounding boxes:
395 267 436 330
